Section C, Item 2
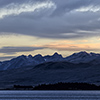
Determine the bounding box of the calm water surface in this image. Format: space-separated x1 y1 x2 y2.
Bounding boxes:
0 90 100 100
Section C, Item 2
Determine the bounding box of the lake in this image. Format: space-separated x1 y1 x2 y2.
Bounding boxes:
0 90 100 100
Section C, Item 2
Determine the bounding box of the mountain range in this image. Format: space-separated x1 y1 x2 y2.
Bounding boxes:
0 51 100 70
0 51 100 89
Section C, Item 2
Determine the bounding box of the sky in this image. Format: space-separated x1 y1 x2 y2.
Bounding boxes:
0 0 100 61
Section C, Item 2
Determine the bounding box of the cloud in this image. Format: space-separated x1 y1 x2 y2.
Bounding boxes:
0 56 16 61
0 0 100 39
0 42 100 56
42 43 100 51
0 0 55 19
0 0 48 7
75 5 100 12
51 0 92 16
0 46 44 54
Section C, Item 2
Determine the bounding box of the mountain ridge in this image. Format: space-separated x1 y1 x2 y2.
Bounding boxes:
0 51 100 70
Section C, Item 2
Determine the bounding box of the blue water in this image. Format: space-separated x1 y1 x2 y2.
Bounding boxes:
0 90 100 100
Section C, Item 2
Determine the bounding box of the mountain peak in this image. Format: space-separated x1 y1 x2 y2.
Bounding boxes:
52 52 63 58
53 52 59 56
28 54 33 58
33 54 44 62
75 51 88 54
34 54 43 58
70 51 91 57
17 55 26 59
65 51 100 63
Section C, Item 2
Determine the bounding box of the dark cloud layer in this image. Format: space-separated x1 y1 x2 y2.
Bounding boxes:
0 46 44 54
0 56 16 61
0 0 100 39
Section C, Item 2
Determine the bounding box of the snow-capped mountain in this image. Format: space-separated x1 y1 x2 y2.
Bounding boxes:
0 51 100 70
44 52 63 62
0 52 63 70
65 51 100 64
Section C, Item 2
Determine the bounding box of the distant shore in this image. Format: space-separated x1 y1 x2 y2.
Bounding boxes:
1 82 100 90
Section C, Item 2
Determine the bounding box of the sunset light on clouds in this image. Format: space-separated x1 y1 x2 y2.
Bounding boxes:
0 0 100 61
